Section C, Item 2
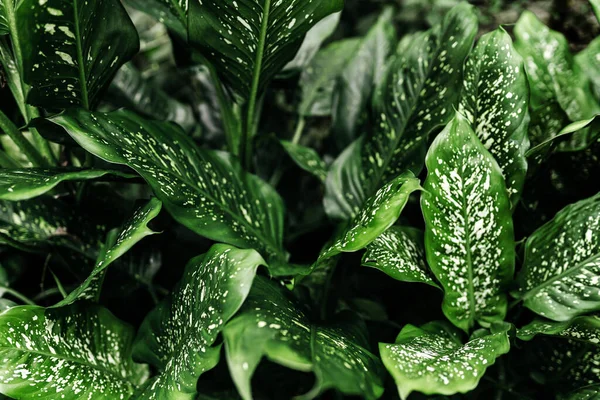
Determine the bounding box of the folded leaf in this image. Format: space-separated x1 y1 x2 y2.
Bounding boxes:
518 316 600 344
133 244 264 400
421 114 515 331
379 321 510 399
0 302 146 399
280 140 327 182
224 276 385 400
515 193 600 321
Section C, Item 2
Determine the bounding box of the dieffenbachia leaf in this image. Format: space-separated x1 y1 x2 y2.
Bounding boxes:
16 0 140 110
124 0 187 38
514 193 600 321
562 385 600 400
576 37 600 102
517 316 600 344
319 172 420 261
514 11 600 120
224 276 385 400
0 1 9 35
421 114 515 331
459 27 530 207
324 3 477 220
362 226 438 288
187 0 344 102
50 109 287 265
591 0 600 23
280 140 327 182
0 168 137 201
0 302 147 399
58 197 162 305
379 321 510 399
133 244 264 400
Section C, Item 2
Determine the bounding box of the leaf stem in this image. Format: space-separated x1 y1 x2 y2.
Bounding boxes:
0 109 47 166
72 0 90 110
0 148 19 168
0 286 36 306
291 117 306 145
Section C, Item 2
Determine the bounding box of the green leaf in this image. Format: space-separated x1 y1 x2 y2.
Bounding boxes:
224 276 385 400
421 114 515 331
319 172 420 261
514 193 600 321
280 140 327 182
362 226 439 288
0 302 146 399
50 109 288 265
459 27 530 207
591 0 600 23
188 0 344 102
0 1 9 36
124 0 187 38
517 316 600 344
379 321 510 399
324 3 478 220
562 385 600 400
576 37 600 102
0 168 137 201
133 244 264 400
17 0 140 110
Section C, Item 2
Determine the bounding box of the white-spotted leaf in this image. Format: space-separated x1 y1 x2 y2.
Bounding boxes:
518 316 600 344
280 140 327 182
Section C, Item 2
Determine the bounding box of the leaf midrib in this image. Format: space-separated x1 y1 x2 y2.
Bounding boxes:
457 158 476 329
72 0 90 109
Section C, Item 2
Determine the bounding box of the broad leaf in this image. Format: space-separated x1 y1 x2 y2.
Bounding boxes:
17 0 139 109
280 140 327 182
459 27 530 206
576 37 600 101
0 302 146 399
50 109 287 265
379 321 510 399
133 244 264 400
563 385 600 400
324 3 477 220
0 168 136 201
188 0 344 102
421 114 515 331
124 0 187 38
514 193 600 321
518 316 600 344
319 172 420 261
224 276 385 400
362 226 438 288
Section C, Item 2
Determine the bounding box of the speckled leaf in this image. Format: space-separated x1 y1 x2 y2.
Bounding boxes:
16 0 139 109
50 109 287 264
514 11 600 120
0 168 137 201
379 321 510 399
0 302 146 399
563 385 600 400
124 0 187 38
576 37 600 102
514 193 600 321
362 226 438 288
224 276 385 400
319 172 420 261
421 114 515 331
459 28 530 207
280 140 327 182
518 316 600 344
133 244 264 400
324 3 477 220
188 0 344 102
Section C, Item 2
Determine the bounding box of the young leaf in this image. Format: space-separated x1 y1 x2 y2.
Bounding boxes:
224 276 385 400
362 226 439 288
16 0 140 109
459 27 530 206
421 114 515 331
280 140 328 182
50 109 287 265
324 3 478 220
0 168 137 201
517 316 600 344
379 322 510 399
514 193 600 321
133 244 264 400
0 302 146 399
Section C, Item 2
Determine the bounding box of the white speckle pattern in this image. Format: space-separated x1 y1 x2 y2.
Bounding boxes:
280 140 328 182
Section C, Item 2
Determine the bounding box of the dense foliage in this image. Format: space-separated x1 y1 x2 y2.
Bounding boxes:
0 0 599 399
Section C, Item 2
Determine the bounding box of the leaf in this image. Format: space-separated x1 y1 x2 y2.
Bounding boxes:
224 276 385 400
133 244 264 400
0 1 9 36
592 0 600 23
324 3 478 220
16 0 140 109
0 168 137 201
421 114 515 331
379 321 510 399
459 27 530 207
319 172 420 261
562 385 600 400
514 193 600 321
362 226 439 288
576 37 600 102
124 0 187 38
187 0 344 102
280 140 327 182
50 109 288 265
517 316 600 344
0 302 146 399
58 197 162 305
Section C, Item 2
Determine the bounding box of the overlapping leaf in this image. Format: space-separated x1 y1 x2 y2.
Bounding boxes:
280 140 327 182
421 114 515 331
133 244 264 400
518 316 600 343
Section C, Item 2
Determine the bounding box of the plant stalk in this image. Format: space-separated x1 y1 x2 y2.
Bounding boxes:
0 286 36 306
291 117 306 145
